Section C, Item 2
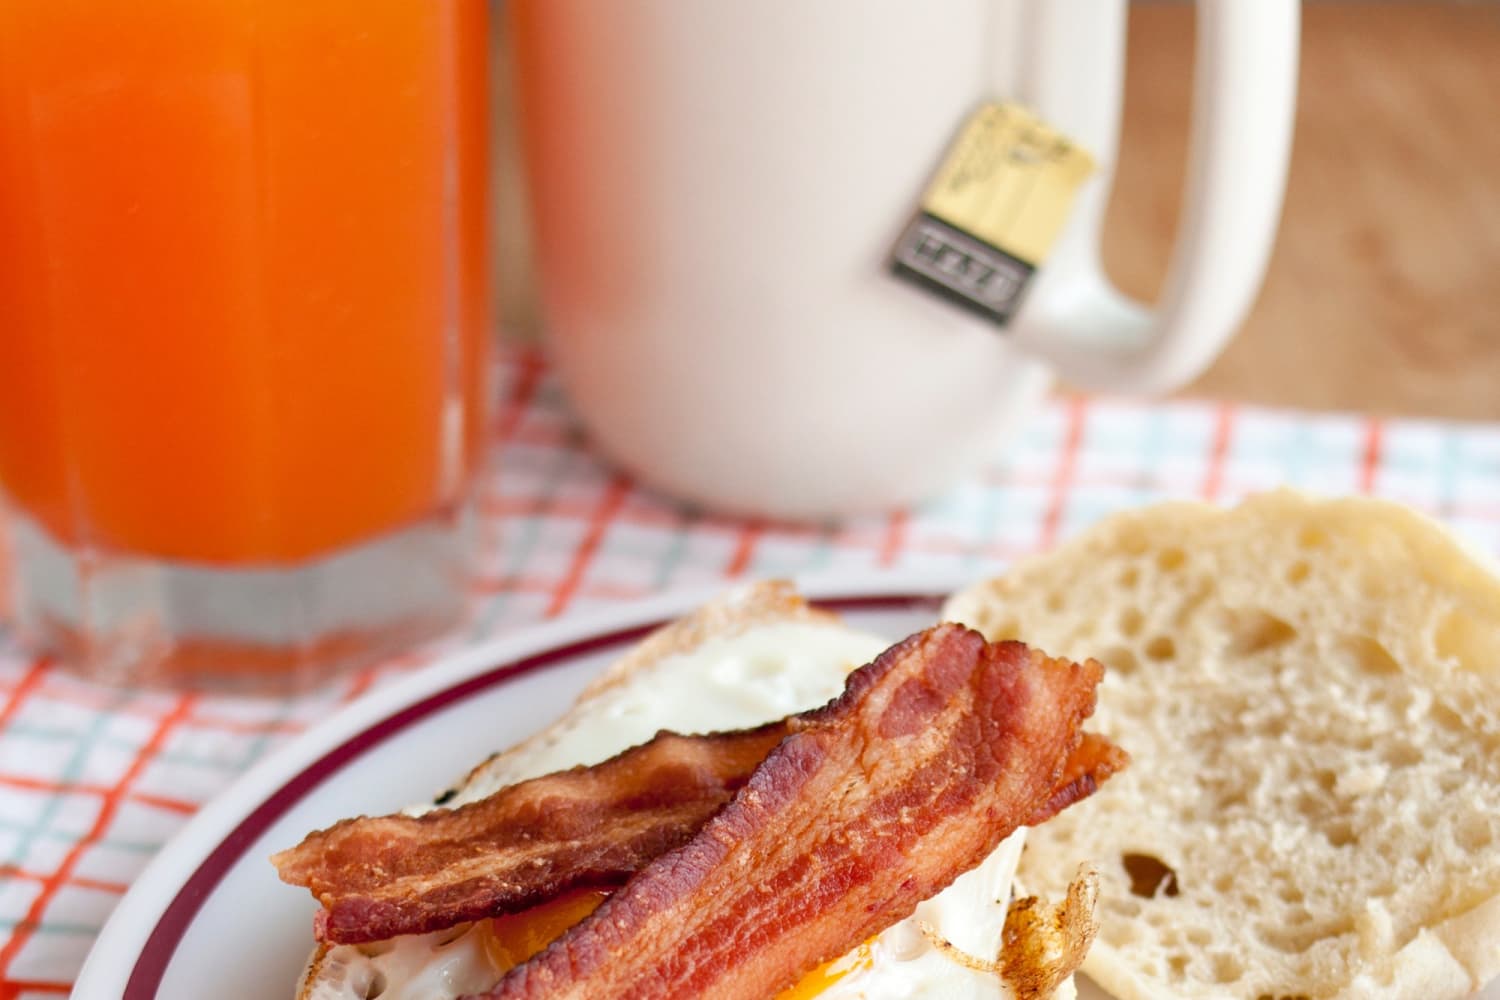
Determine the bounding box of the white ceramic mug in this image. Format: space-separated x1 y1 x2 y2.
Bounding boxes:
512 0 1299 518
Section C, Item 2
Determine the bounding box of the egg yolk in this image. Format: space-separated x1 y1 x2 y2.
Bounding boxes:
775 940 876 999
482 887 613 971
482 890 875 997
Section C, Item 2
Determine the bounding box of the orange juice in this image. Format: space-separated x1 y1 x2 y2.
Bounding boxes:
0 1 492 686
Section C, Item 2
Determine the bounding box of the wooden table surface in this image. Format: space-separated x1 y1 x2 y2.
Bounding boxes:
1109 3 1500 420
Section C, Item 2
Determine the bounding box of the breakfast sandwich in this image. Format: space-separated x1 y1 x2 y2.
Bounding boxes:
274 581 1125 999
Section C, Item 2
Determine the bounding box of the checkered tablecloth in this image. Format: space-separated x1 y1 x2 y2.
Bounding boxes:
3 348 1500 997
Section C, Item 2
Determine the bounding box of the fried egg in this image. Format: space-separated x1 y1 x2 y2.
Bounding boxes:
298 619 1069 1000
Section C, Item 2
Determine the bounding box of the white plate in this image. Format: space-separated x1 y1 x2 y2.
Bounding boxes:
72 572 1498 1000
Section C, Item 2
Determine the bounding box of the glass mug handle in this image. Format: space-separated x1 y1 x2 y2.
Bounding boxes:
1006 0 1300 394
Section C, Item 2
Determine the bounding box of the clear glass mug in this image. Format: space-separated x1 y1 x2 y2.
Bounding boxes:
0 1 493 690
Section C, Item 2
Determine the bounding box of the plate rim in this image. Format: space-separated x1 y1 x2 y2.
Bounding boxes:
72 569 971 999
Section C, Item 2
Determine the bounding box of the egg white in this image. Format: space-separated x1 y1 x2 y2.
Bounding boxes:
300 620 1052 1000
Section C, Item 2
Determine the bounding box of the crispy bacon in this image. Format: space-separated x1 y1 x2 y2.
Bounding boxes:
1025 731 1130 827
272 724 789 944
276 679 1124 947
464 627 1108 1000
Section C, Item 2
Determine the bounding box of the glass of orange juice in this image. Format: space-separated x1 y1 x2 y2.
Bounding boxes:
0 1 492 689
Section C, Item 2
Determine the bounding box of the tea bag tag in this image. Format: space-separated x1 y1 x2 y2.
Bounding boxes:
890 102 1095 327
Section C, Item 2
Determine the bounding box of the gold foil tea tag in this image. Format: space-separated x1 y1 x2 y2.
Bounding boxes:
891 102 1095 325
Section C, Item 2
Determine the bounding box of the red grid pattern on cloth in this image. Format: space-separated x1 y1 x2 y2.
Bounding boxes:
0 346 1496 994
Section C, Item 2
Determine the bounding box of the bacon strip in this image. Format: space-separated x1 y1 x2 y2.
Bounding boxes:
273 724 788 944
464 627 1108 1000
277 690 1124 946
1025 731 1130 827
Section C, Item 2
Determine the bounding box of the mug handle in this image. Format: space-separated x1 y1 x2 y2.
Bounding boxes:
1007 0 1299 394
